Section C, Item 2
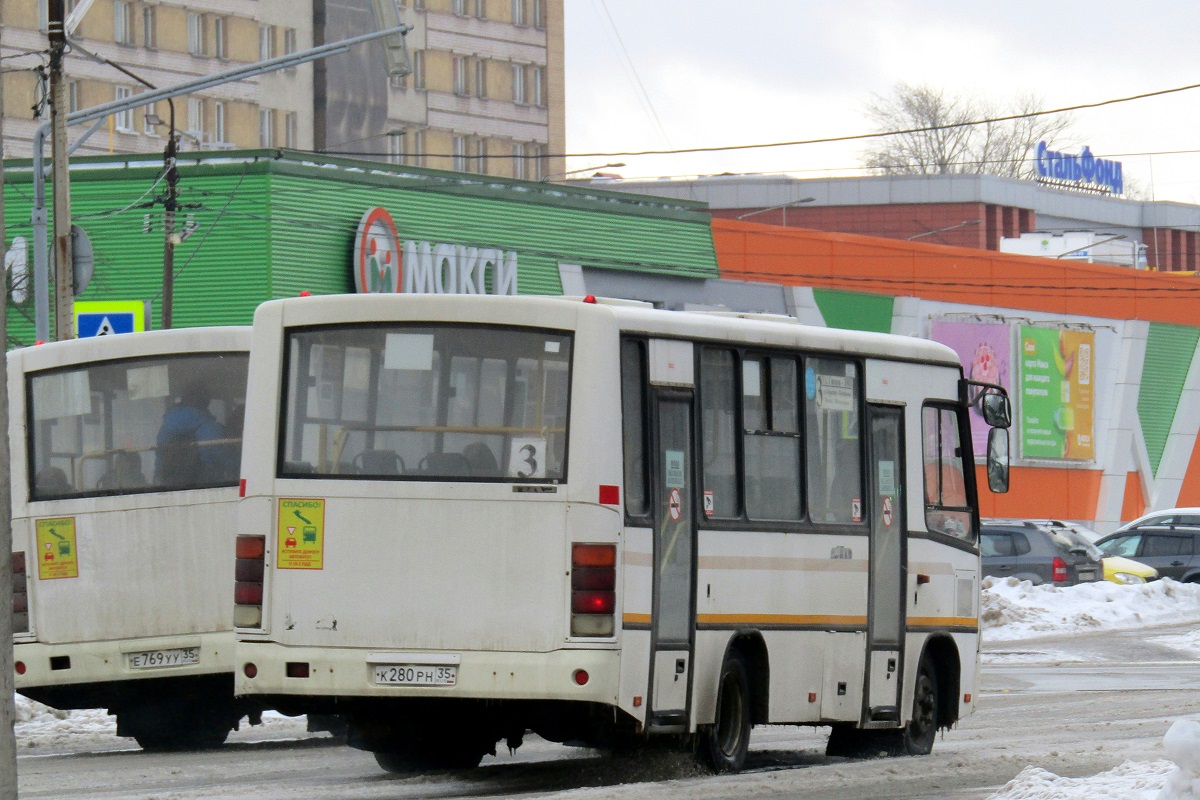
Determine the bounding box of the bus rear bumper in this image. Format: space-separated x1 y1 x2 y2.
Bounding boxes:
235 642 621 707
13 632 235 708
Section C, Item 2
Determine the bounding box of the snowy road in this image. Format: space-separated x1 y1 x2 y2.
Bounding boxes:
15 580 1200 799
16 623 1200 800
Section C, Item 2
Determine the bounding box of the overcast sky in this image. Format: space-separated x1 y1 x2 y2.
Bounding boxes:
564 1 1200 203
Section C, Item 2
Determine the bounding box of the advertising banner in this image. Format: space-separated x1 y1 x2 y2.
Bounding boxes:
928 321 1012 454
1018 326 1095 461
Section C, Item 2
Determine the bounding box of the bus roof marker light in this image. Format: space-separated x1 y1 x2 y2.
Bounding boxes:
299 291 311 296
583 295 597 304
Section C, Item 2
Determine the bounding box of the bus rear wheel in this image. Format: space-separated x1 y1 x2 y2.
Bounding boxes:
898 654 938 755
124 703 234 752
698 653 751 773
373 742 486 773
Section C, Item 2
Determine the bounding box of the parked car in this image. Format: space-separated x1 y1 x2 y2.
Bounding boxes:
1094 515 1200 582
981 519 1104 586
1102 555 1158 584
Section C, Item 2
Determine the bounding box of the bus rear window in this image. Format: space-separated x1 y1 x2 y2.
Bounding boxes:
28 353 249 500
280 324 571 482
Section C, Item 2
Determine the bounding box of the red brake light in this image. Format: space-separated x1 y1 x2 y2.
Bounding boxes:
234 582 263 605
572 591 615 614
1052 556 1068 582
12 552 28 634
286 662 310 678
236 535 265 560
572 544 616 568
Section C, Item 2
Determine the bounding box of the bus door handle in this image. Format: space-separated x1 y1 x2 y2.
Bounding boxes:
675 658 686 676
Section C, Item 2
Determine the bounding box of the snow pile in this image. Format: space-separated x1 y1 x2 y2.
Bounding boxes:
981 576 1200 642
987 760 1171 799
1159 719 1200 800
987 721 1200 800
14 695 114 749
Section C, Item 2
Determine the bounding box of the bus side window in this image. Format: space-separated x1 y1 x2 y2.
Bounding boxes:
743 355 802 522
805 358 862 525
700 348 739 519
620 339 649 517
922 404 973 539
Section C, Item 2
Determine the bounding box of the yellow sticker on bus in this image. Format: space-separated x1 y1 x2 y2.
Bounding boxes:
277 498 325 570
36 517 78 580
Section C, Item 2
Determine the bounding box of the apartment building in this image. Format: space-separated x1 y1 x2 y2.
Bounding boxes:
2 0 564 180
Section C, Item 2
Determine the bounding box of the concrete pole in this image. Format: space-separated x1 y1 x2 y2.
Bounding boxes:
49 0 74 341
0 6 19 797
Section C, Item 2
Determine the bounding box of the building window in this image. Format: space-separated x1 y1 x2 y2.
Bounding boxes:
452 0 466 14
388 130 405 165
475 59 487 99
260 108 274 147
413 129 425 167
533 66 545 107
413 50 425 90
114 0 135 45
512 142 526 181
67 80 79 114
390 72 408 90
114 87 134 131
143 96 158 136
475 0 486 19
142 5 156 48
187 12 205 56
533 0 545 29
511 63 526 104
453 55 468 96
38 0 49 34
214 101 226 144
284 28 297 56
285 112 298 148
453 135 467 172
532 142 546 180
214 17 227 59
188 97 205 142
474 137 487 174
259 25 275 61
414 0 425 10
511 0 525 26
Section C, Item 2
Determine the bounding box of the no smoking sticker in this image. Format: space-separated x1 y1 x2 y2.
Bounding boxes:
668 487 682 521
882 495 894 527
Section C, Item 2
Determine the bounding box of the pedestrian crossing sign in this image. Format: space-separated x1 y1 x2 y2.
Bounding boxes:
74 301 147 338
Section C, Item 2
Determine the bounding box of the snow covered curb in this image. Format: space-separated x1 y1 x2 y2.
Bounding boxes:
982 577 1200 643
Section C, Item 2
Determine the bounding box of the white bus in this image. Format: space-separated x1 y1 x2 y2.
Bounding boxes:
234 294 1009 772
10 327 255 750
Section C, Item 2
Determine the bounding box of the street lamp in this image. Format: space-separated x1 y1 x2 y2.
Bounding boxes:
735 196 816 226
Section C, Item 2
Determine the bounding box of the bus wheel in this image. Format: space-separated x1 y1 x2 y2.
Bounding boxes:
698 654 751 773
899 655 938 755
373 741 486 772
130 715 232 752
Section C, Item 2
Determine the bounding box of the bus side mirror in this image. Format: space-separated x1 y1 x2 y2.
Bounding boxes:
982 391 1011 429
987 428 1010 494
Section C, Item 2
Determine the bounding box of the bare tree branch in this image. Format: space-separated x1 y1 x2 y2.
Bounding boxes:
860 84 1075 178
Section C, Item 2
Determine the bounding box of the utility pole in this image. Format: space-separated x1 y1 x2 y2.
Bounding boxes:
0 10 18 800
162 121 177 329
48 0 74 341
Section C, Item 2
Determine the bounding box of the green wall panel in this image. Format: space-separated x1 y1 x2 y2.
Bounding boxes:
812 288 895 334
1139 322 1200 476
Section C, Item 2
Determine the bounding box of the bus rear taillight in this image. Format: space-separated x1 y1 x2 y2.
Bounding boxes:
234 535 266 628
12 552 28 634
571 544 616 637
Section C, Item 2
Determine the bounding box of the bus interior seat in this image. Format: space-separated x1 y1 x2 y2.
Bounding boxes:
98 451 146 490
461 442 499 476
354 449 405 476
418 452 472 477
34 467 71 496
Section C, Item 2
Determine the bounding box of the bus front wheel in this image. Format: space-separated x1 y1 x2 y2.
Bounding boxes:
898 654 938 755
698 653 751 773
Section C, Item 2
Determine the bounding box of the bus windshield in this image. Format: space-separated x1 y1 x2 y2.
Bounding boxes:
28 352 249 500
280 324 572 482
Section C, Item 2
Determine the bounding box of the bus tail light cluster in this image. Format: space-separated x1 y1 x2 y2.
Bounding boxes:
571 543 615 637
234 535 266 628
12 552 27 634
1052 556 1068 583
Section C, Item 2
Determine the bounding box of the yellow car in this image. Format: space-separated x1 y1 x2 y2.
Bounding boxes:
1103 556 1158 584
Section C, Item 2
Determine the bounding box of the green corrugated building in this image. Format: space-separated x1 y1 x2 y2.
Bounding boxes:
3 149 720 345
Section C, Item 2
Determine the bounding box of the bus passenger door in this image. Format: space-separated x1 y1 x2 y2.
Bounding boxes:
865 404 905 724
648 393 696 731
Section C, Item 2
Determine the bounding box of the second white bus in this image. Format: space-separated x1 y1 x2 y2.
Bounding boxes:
233 294 1008 772
10 328 255 749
